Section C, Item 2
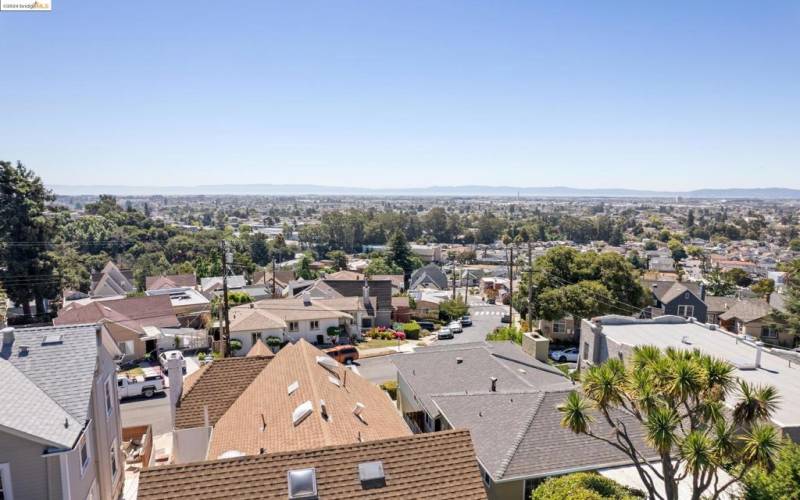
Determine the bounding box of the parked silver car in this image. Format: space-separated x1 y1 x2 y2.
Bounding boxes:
437 328 454 340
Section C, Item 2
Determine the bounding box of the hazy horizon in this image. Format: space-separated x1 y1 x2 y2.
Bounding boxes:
2 1 799 189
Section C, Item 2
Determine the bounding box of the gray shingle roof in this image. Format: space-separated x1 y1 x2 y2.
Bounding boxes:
392 341 570 417
719 298 772 323
433 389 654 481
1 324 99 448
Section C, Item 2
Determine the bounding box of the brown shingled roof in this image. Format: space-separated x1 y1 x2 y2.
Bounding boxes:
207 340 411 458
175 356 272 429
138 429 487 500
246 338 275 358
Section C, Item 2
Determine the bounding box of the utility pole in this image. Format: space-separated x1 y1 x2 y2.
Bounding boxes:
508 245 514 324
527 240 534 329
452 260 457 300
271 259 276 299
220 241 232 357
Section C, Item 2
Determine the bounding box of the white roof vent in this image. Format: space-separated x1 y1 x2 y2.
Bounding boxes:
292 401 313 426
328 375 341 387
42 334 63 345
216 450 245 459
288 380 299 395
287 467 318 499
358 460 386 489
316 355 338 372
353 402 366 422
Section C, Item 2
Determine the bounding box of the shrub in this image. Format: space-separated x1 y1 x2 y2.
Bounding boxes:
327 326 341 336
197 352 206 362
486 326 523 345
265 336 282 346
532 472 644 500
229 339 243 352
742 440 800 499
403 321 421 340
380 381 398 400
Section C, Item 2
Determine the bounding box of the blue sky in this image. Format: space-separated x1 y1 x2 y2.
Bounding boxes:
1 1 798 189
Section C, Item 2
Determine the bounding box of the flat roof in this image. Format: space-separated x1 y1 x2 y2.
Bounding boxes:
598 317 800 428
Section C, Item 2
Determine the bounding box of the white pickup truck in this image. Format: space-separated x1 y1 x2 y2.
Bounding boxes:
117 368 165 399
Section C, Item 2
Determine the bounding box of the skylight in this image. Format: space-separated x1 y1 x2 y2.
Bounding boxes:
287 380 299 395
292 401 313 426
42 334 63 345
287 468 317 499
316 355 338 371
328 375 340 387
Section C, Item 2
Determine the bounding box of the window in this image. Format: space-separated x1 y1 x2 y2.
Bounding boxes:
0 463 13 500
761 326 778 339
552 319 566 334
109 440 118 481
288 321 299 332
481 469 492 487
79 435 90 476
117 341 134 355
104 377 113 417
310 320 319 331
251 332 262 346
677 305 694 318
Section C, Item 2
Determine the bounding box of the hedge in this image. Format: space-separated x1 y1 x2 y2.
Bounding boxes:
402 321 421 340
532 472 644 500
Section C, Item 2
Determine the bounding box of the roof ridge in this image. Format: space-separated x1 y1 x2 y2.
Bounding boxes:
495 391 546 479
298 340 332 446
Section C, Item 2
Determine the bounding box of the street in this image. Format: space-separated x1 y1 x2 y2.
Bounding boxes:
436 296 508 344
120 390 173 435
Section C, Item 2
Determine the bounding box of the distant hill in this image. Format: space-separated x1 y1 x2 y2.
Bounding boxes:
48 184 800 199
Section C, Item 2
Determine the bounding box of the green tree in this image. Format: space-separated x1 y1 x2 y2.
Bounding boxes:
559 347 782 500
750 279 775 300
250 233 270 266
365 256 403 276
532 472 643 500
387 231 418 282
724 268 752 287
0 161 58 318
295 252 317 280
789 239 800 252
706 267 737 296
742 440 800 499
668 239 687 262
327 250 348 271
439 298 468 322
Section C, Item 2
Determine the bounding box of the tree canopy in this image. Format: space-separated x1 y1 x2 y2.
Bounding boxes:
559 346 783 500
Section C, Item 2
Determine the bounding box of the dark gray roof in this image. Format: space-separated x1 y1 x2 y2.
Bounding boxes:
719 298 773 323
410 264 449 290
323 279 393 310
1 324 100 448
392 341 570 417
433 389 654 481
705 295 736 313
643 280 701 303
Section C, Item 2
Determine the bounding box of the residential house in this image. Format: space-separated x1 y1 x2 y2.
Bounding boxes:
719 298 789 346
144 287 210 319
90 261 135 298
0 324 124 500
392 342 571 434
410 264 449 291
578 315 800 441
535 316 579 343
170 339 411 462
322 278 393 327
54 295 179 361
643 280 707 322
144 274 196 291
199 275 246 295
372 274 405 294
138 430 486 500
228 294 372 353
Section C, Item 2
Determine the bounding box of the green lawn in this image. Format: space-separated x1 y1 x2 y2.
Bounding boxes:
357 338 408 350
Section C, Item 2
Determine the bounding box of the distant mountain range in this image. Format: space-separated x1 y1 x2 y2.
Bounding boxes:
48 184 800 199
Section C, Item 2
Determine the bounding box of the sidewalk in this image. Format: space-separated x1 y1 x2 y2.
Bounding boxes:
358 338 431 358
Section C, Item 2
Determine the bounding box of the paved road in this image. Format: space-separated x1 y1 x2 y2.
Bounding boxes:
435 296 507 345
120 390 172 435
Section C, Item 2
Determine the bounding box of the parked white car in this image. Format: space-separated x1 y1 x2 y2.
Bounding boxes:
550 347 579 363
117 369 165 399
437 328 454 340
158 350 186 372
448 321 463 333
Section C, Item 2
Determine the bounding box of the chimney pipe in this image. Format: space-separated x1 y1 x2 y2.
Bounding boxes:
456 357 463 364
490 376 497 392
755 341 763 369
1 327 14 345
362 278 370 305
